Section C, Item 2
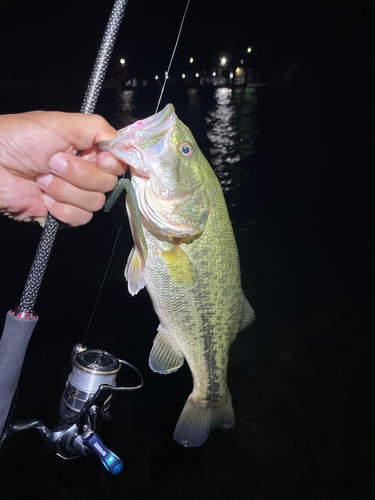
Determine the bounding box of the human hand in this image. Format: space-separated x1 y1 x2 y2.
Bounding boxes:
0 111 126 226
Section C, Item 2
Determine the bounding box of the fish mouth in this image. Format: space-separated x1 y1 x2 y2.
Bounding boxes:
97 104 176 158
131 103 176 134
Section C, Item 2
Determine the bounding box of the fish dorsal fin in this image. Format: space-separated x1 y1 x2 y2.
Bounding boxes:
158 242 195 285
239 295 256 332
125 246 146 296
149 330 184 374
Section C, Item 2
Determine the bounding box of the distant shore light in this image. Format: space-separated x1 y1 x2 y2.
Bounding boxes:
247 47 252 53
212 71 217 76
195 72 199 77
155 75 159 80
119 58 126 65
182 73 186 78
220 57 227 66
230 72 234 79
189 57 194 63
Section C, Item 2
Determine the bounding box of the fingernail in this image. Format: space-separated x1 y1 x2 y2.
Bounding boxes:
48 153 67 174
98 154 117 171
37 174 53 187
42 193 56 204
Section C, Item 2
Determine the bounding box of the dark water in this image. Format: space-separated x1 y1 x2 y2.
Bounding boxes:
0 84 374 499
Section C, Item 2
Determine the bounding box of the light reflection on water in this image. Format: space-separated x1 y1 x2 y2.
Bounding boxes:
206 87 257 193
206 88 240 191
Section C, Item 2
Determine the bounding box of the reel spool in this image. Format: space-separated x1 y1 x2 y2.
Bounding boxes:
61 345 122 418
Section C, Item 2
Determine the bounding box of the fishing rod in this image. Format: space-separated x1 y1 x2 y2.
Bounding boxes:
0 0 144 476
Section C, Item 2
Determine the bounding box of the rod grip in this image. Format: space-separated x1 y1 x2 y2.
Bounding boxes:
0 311 38 437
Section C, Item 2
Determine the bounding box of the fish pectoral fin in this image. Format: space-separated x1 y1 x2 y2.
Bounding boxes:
158 243 195 285
149 330 184 374
239 294 256 332
123 178 149 296
173 393 235 448
124 178 148 260
125 246 146 296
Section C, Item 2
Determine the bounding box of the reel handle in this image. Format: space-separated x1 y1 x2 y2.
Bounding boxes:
84 432 123 475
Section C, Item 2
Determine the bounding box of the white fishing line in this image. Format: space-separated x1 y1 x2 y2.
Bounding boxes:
81 223 123 345
155 0 191 113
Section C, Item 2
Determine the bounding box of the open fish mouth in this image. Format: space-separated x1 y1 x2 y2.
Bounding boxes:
97 104 176 153
128 103 176 134
97 104 177 175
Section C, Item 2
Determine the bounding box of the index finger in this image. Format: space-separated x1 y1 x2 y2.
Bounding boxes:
31 112 119 152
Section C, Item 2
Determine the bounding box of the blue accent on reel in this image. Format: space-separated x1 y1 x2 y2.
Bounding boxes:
85 432 123 475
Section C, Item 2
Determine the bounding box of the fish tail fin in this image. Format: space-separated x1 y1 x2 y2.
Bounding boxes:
173 393 235 447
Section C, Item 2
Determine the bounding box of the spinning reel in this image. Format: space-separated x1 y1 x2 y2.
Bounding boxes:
1 343 143 475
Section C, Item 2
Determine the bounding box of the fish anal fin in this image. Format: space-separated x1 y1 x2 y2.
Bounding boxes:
125 246 146 296
239 295 255 332
158 244 195 285
173 393 235 448
149 330 184 374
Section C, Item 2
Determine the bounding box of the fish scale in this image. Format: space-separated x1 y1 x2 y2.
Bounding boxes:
99 104 255 447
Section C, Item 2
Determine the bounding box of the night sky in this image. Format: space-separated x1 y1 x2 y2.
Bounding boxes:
0 0 373 87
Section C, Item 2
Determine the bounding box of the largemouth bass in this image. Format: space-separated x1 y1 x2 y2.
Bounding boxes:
99 104 255 447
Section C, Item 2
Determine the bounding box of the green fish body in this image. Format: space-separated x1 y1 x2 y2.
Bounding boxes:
100 104 255 446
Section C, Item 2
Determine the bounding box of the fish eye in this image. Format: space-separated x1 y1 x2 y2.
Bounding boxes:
179 142 194 158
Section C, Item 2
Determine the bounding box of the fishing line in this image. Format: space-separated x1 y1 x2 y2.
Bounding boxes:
155 0 191 113
81 222 123 346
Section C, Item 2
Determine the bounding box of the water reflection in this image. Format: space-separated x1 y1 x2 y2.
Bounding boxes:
116 89 135 128
205 87 257 193
206 88 240 169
